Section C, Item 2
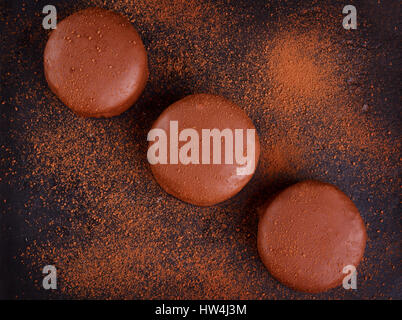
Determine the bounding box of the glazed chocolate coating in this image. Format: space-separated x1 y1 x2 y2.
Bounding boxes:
258 180 367 293
149 94 260 206
44 8 148 117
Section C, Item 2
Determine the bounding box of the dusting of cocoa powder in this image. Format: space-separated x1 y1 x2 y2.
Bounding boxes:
2 1 400 299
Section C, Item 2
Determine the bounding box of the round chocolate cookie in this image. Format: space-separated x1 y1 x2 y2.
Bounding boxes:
44 8 148 117
148 94 260 206
257 180 367 293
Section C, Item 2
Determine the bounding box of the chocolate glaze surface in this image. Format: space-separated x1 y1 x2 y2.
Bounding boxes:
149 94 260 206
258 180 367 293
44 8 148 117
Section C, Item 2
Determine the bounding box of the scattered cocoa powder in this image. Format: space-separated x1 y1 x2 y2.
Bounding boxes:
2 1 400 299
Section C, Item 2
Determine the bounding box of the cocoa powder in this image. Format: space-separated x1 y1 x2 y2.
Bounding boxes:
2 1 399 299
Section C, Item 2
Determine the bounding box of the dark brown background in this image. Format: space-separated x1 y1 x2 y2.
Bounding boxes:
1 0 400 299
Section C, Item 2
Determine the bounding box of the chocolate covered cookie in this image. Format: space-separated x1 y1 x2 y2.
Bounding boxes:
257 180 367 293
44 8 148 117
148 94 260 206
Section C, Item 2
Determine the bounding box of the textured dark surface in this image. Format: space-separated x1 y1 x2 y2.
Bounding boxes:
1 0 401 299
